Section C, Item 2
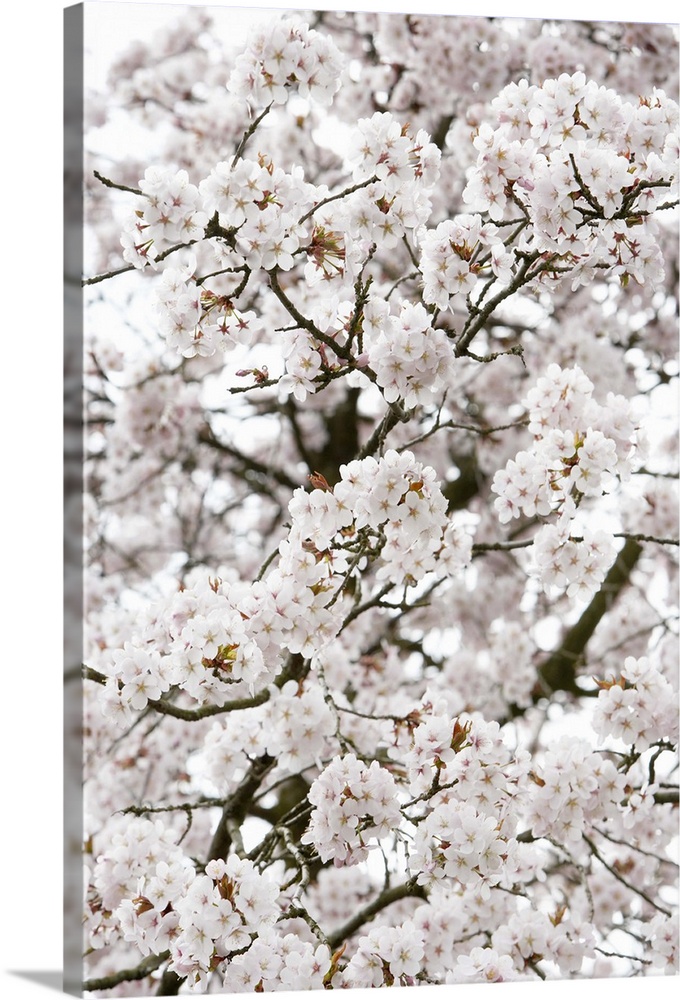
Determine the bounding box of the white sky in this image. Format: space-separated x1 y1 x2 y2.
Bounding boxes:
84 2 263 88
83 0 679 91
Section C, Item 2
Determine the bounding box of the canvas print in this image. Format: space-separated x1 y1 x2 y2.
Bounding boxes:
74 2 679 995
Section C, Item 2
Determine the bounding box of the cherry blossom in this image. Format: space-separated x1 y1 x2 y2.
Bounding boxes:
78 7 679 996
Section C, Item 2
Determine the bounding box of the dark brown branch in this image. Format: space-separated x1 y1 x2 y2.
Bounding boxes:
328 879 427 948
229 377 281 394
83 665 107 685
569 153 604 215
614 532 679 547
454 250 539 357
539 538 643 695
297 175 378 226
268 269 353 362
83 240 196 286
93 169 142 196
84 650 311 724
207 754 276 861
464 344 526 365
284 397 317 473
198 425 300 491
431 113 454 151
472 539 533 554
83 951 169 992
357 402 410 460
148 686 272 722
82 262 137 285
120 798 225 818
232 102 273 166
156 969 184 995
206 654 308 861
82 664 272 719
653 789 680 805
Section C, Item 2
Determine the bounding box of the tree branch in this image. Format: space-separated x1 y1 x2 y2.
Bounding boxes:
198 425 300 491
207 754 276 861
206 654 308 861
268 269 353 363
583 833 672 917
83 951 169 992
93 169 142 196
328 879 427 948
297 175 378 226
83 240 196 286
231 102 273 166
539 538 643 694
82 655 303 721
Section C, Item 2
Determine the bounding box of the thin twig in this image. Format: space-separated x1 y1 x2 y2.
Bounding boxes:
231 102 273 166
93 169 142 196
583 834 672 917
83 240 196 286
297 175 378 225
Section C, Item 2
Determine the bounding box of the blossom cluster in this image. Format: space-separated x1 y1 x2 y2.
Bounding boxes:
121 167 207 270
199 711 268 797
86 818 186 952
419 214 514 311
99 538 357 727
271 532 351 658
493 364 639 521
265 678 336 772
227 18 344 107
154 256 262 358
524 735 628 845
288 449 460 586
99 577 274 727
273 113 445 399
491 908 596 977
222 929 332 992
362 298 456 408
83 9 679 995
301 753 402 865
348 111 441 195
592 655 679 751
277 327 328 401
150 156 325 357
196 677 335 798
491 363 641 598
645 912 679 974
463 72 679 290
340 112 441 257
400 710 538 895
341 918 426 987
531 521 617 602
99 641 170 728
117 853 281 992
122 108 447 377
409 796 518 894
451 945 520 983
200 158 320 271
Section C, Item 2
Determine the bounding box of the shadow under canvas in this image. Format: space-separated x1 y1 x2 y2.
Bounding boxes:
10 972 65 994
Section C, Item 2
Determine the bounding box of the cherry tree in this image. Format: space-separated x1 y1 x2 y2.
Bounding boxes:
78 4 679 995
